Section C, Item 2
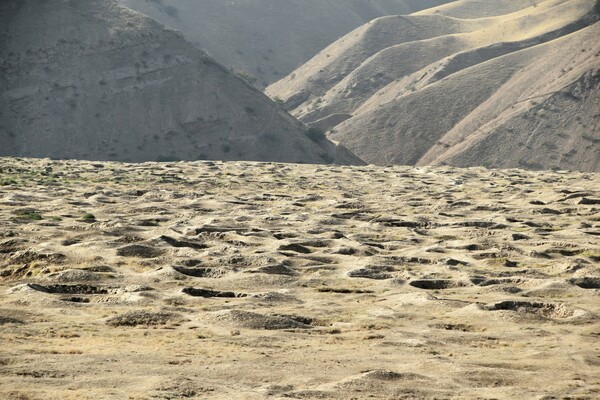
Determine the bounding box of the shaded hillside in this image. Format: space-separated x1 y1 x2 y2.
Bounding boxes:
0 0 363 165
118 0 455 87
267 0 600 171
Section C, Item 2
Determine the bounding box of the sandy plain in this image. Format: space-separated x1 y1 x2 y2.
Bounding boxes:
0 157 599 399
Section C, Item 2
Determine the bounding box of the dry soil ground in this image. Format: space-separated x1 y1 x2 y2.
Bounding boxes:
0 157 599 399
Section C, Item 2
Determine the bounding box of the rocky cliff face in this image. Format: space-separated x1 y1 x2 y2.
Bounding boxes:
0 0 363 165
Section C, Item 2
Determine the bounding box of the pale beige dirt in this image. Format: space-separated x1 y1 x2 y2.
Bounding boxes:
1 157 599 399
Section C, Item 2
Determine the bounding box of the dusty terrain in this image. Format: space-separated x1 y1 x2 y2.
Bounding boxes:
267 0 600 170
1 157 599 399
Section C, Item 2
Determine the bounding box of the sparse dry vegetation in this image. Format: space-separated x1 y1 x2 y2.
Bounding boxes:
0 157 598 399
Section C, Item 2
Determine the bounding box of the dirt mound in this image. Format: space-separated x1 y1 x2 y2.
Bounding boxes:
208 310 313 330
106 310 185 327
1 157 599 399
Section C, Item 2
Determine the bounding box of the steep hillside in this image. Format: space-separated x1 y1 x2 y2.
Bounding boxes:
419 41 600 171
415 0 541 18
118 0 455 87
0 0 363 165
268 0 600 171
331 22 600 171
267 13 470 110
269 0 595 122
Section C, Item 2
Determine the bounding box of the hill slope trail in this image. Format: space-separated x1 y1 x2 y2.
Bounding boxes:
0 0 363 165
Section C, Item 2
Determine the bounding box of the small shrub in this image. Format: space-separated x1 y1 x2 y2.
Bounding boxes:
235 70 257 86
580 132 600 143
306 127 326 143
14 210 43 220
163 5 179 18
320 152 334 163
81 213 96 222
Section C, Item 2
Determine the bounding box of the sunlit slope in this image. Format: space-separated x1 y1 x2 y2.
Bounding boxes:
266 14 470 107
330 22 600 171
267 0 599 171
416 0 544 18
268 0 595 123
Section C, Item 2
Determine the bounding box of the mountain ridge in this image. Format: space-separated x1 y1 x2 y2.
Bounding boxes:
268 0 600 171
0 0 364 165
118 0 456 87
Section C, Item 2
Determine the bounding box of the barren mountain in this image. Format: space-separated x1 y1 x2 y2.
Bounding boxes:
118 0 455 87
0 0 362 165
416 0 550 18
267 0 600 171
